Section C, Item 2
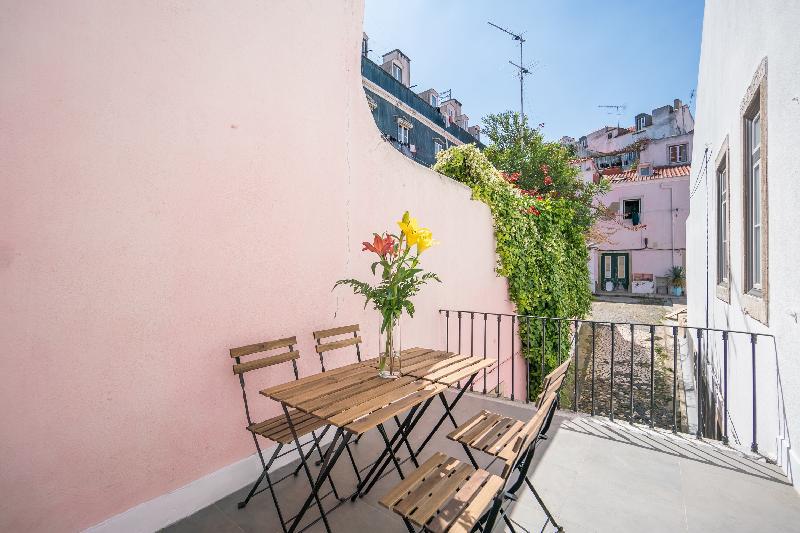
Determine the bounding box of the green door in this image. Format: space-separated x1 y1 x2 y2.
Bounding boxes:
601 253 629 292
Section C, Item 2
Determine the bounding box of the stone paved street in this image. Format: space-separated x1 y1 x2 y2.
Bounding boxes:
568 298 688 430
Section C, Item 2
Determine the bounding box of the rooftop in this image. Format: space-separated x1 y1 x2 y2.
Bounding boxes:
164 391 800 533
603 164 691 183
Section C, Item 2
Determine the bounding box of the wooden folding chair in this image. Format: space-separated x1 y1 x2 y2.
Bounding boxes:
379 392 559 533
444 358 573 531
312 324 363 372
230 336 335 531
535 357 572 438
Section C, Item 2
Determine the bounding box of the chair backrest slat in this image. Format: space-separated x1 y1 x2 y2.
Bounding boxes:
229 334 300 428
230 336 297 358
537 357 572 407
315 336 362 353
501 391 557 476
232 350 299 375
313 324 359 340
312 324 362 371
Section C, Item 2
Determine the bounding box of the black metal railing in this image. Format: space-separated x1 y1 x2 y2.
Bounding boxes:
439 309 775 453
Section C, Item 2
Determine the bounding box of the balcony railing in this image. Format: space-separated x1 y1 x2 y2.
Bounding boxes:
439 309 776 455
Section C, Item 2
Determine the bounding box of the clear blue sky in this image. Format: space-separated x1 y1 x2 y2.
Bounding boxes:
364 0 704 141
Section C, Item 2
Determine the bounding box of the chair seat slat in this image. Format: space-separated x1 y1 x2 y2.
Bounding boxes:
380 452 449 509
426 469 492 533
247 409 326 444
394 457 462 517
407 463 474 525
379 455 503 533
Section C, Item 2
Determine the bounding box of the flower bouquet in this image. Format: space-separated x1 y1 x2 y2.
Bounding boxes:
335 211 440 377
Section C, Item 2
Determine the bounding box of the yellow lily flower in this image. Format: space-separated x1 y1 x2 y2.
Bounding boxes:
398 211 421 247
416 228 437 254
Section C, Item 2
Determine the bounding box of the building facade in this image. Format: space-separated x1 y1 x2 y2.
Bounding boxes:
361 34 482 167
570 100 694 295
687 0 799 490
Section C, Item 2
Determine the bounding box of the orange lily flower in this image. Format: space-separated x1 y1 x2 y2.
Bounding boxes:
362 233 395 257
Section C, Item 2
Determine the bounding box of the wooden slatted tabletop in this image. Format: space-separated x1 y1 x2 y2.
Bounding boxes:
260 348 494 436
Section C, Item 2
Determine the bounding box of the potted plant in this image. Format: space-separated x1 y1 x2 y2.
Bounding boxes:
335 211 440 378
667 266 685 296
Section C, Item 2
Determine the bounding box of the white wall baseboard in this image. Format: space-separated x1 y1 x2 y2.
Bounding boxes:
83 434 333 533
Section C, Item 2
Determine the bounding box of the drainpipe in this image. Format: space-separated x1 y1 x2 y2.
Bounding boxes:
660 182 675 268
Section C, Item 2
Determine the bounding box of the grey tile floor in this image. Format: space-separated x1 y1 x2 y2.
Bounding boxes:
164 392 800 533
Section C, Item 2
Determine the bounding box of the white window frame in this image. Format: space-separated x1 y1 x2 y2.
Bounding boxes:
434 140 444 155
738 56 768 324
745 110 762 291
392 63 402 82
622 198 642 222
716 153 729 285
637 116 646 130
668 144 688 164
429 94 438 107
397 123 409 144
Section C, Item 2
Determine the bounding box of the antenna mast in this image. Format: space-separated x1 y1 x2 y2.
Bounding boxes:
598 104 627 128
488 21 529 121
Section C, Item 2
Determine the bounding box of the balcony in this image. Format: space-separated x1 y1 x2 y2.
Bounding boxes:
165 390 799 532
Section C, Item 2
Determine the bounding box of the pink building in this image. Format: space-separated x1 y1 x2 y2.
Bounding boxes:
569 100 693 295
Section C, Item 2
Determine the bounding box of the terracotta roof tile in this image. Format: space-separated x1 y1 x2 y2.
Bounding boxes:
604 164 691 183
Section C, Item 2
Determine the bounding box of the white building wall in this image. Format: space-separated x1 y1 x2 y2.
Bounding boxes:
687 0 800 491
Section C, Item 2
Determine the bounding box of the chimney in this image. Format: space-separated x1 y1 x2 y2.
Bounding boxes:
674 98 682 110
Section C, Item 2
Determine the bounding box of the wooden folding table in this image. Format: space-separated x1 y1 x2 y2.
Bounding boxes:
260 348 494 533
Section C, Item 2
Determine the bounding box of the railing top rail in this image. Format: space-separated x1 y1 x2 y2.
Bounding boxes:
437 309 775 338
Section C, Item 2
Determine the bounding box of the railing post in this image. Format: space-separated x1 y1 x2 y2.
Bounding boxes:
610 323 615 422
558 320 563 365
496 315 502 397
457 311 462 354
591 322 596 416
630 323 635 424
672 325 678 434
445 310 450 353
696 329 704 439
722 330 729 445
540 318 546 398
574 319 579 412
526 316 532 404
470 312 475 392
483 313 488 395
751 334 758 453
510 315 516 401
649 325 655 429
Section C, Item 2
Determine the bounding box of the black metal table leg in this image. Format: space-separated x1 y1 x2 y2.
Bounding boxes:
359 373 479 498
355 396 444 498
378 423 406 480
353 401 429 499
414 374 477 457
282 403 337 533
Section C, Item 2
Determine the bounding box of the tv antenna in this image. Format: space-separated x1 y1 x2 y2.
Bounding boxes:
598 104 627 127
488 21 530 120
598 104 627 115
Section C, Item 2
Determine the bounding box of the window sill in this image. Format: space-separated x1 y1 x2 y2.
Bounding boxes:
741 290 768 325
715 283 730 303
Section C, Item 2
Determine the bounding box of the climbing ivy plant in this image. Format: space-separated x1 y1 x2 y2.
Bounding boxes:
434 141 596 398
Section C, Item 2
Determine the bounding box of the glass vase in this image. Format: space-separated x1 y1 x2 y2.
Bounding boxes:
378 316 402 378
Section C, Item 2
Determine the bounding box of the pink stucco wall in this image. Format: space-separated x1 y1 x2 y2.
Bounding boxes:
0 1 517 531
590 177 690 290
